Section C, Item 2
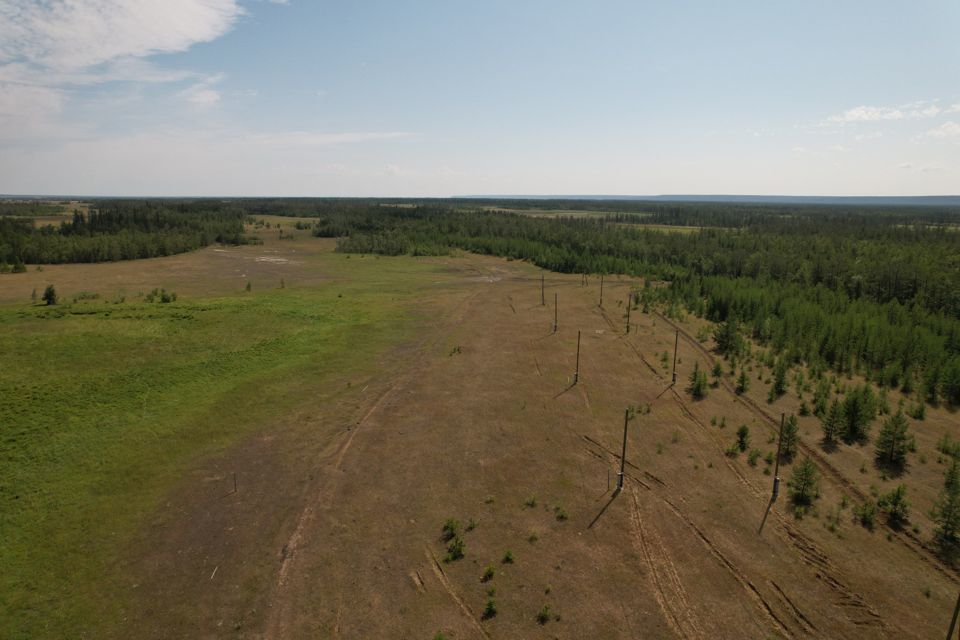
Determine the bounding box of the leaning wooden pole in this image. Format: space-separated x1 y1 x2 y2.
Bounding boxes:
671 329 679 384
616 408 629 492
947 591 960 640
772 413 785 501
541 273 545 306
553 292 558 333
573 330 581 384
599 274 604 307
626 295 632 334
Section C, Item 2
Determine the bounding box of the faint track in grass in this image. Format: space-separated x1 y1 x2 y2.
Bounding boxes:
263 286 484 639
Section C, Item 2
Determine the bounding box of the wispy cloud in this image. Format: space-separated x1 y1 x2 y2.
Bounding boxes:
180 73 225 108
922 121 960 139
825 101 943 124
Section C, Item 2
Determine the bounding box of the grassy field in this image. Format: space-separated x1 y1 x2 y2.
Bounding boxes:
0 226 458 639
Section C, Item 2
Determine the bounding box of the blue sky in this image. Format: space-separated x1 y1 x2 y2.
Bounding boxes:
1 0 958 196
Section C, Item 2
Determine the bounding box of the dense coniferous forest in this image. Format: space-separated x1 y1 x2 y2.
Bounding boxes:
0 200 255 265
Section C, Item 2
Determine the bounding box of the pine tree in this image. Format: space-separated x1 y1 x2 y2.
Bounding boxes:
41 284 57 305
713 315 741 357
924 366 941 405
687 361 708 400
735 369 749 395
789 457 819 506
842 384 876 443
874 411 913 468
878 484 909 526
933 460 960 555
780 414 799 461
821 398 844 445
813 377 831 416
769 358 788 402
736 425 750 452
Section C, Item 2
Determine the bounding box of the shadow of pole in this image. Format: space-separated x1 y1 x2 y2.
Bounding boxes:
757 498 775 535
553 381 577 399
655 382 675 400
587 490 621 530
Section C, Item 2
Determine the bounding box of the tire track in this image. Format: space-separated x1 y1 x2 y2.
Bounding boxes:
264 288 483 639
653 494 793 638
771 581 818 635
425 547 491 639
629 491 705 639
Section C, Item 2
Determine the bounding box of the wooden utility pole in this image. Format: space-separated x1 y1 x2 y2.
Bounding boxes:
671 329 679 384
573 330 581 384
946 591 960 640
758 413 788 535
541 273 545 306
772 413 785 501
599 274 604 307
553 292 558 333
626 296 632 334
616 408 629 492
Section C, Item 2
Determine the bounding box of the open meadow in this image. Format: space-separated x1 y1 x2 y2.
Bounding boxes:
2 215 959 639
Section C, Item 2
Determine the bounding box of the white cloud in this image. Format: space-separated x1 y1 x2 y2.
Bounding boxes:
923 121 960 139
0 1 242 71
183 86 221 106
827 105 906 123
0 1 244 136
825 100 943 124
180 73 224 107
854 131 883 141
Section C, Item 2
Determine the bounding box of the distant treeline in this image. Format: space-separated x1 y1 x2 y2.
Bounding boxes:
0 200 256 265
289 200 959 401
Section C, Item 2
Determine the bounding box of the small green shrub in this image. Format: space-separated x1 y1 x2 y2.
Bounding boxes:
444 535 465 562
441 518 460 542
536 604 552 625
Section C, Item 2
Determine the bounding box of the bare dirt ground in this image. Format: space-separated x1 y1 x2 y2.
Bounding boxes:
110 246 959 638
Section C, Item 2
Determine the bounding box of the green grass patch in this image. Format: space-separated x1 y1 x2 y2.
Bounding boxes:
0 254 449 639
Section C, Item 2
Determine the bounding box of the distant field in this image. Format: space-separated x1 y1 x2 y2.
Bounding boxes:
480 206 639 218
